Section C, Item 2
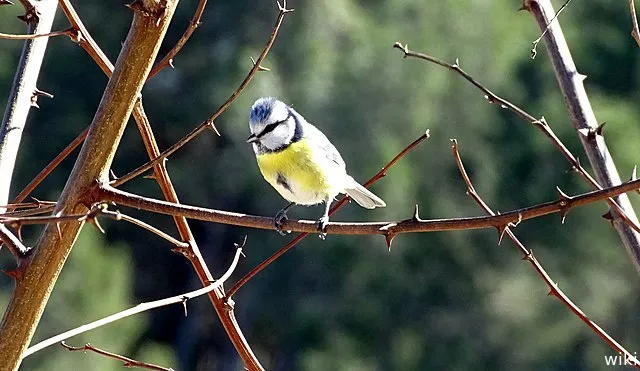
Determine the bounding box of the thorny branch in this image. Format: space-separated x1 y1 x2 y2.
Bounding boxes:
147 0 207 78
60 342 173 371
23 246 244 358
524 0 640 273
97 167 640 237
451 140 640 369
391 42 640 236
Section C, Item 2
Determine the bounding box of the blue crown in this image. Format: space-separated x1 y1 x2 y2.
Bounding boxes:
249 97 278 123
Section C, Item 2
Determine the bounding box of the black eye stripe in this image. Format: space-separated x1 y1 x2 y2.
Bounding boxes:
256 113 292 139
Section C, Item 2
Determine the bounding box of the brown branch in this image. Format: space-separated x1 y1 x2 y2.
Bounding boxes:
0 28 75 40
451 140 640 369
60 342 173 371
0 2 180 369
112 0 294 188
12 128 88 205
227 130 431 298
392 43 640 235
523 0 640 273
147 0 207 79
630 0 640 46
97 175 640 238
24 245 244 358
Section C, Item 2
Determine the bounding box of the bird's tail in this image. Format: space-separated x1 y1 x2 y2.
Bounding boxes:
344 178 386 209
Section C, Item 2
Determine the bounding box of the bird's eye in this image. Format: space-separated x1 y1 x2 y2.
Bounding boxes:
257 119 286 138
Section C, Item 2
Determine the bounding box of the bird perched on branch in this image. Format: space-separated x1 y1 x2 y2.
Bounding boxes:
247 97 386 235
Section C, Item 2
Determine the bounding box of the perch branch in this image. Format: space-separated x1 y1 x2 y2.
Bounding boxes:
451 140 640 369
96 176 640 237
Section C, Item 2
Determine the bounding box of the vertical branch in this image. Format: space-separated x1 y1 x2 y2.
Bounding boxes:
0 0 58 210
523 0 640 272
0 1 179 369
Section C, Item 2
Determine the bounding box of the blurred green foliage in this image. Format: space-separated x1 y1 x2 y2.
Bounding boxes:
1 0 640 370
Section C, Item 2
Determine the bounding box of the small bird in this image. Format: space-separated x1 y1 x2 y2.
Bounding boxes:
247 97 386 235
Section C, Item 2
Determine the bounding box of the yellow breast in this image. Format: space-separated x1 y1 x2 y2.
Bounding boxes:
256 139 340 205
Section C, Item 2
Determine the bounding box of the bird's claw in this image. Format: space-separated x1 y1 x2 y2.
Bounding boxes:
274 209 290 236
316 215 329 239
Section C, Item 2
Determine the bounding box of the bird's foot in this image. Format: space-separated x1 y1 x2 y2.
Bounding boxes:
274 209 290 236
316 215 329 239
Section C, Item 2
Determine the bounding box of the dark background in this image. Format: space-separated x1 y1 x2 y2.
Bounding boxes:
1 0 640 370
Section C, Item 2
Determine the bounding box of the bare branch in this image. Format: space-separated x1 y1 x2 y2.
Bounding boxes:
392 43 640 238
227 130 431 298
0 28 76 40
61 342 173 371
23 246 244 358
451 140 640 370
529 0 574 59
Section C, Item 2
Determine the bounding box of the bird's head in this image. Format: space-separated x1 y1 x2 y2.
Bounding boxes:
247 97 298 151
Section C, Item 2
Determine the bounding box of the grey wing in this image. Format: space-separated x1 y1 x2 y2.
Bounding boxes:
307 124 346 169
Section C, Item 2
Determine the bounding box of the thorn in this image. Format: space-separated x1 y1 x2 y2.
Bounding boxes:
33 88 54 99
109 169 118 181
384 232 396 252
496 224 508 245
630 165 637 182
2 269 19 280
412 204 420 222
521 252 533 262
568 157 581 174
68 28 84 44
453 58 460 68
17 8 39 25
207 120 221 136
577 73 587 82
556 186 571 224
595 122 606 136
249 57 271 71
182 296 188 317
90 217 105 234
602 210 615 226
143 173 156 180
547 282 558 296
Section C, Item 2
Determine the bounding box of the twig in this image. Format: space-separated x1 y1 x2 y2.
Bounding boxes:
529 0 574 59
147 0 208 79
451 140 640 369
391 44 640 235
631 0 640 46
0 223 29 259
97 177 640 237
112 0 294 187
23 246 244 358
227 130 431 298
524 0 640 273
61 342 173 371
0 28 74 40
99 208 189 249
12 127 88 205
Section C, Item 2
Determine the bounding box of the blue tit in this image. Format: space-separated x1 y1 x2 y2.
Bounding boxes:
247 97 386 235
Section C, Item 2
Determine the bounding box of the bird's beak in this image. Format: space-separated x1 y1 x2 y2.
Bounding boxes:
246 134 258 143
